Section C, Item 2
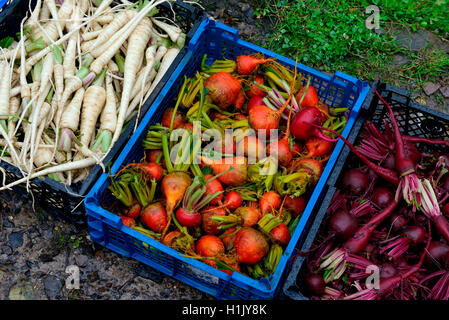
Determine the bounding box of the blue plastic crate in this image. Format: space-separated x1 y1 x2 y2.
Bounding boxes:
84 18 370 300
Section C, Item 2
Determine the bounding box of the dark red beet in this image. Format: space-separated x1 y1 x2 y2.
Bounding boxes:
270 223 291 246
404 226 426 245
389 214 408 232
380 263 398 279
328 209 358 240
383 154 395 170
442 175 449 192
305 274 325 296
426 241 449 265
443 203 449 218
283 196 306 217
371 187 394 209
342 169 369 195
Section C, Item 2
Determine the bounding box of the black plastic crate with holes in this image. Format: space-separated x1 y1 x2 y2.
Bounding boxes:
281 81 449 300
0 0 204 225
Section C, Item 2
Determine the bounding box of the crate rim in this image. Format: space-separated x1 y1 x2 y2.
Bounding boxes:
85 17 371 299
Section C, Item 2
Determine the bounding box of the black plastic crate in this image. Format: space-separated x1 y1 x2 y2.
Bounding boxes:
282 81 449 300
0 0 203 225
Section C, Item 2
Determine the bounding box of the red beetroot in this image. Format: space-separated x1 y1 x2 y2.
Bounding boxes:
389 214 408 232
270 223 291 246
141 202 167 233
344 200 398 254
404 226 426 245
283 196 306 217
204 174 224 205
121 216 136 227
161 107 185 129
372 187 394 209
236 55 271 75
234 227 269 264
247 95 265 114
442 203 449 218
223 191 243 211
342 169 368 195
204 72 242 109
259 191 282 215
328 209 358 240
314 125 400 185
426 241 449 265
305 274 326 295
201 206 226 235
246 75 267 98
176 207 202 228
296 85 319 108
290 106 330 141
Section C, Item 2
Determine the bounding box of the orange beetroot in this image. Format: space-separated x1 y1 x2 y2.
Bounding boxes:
221 226 238 250
201 156 248 187
247 95 265 114
270 223 291 246
201 206 226 235
305 137 334 158
266 139 292 167
235 207 262 227
236 136 266 161
259 191 282 215
223 191 243 211
162 230 181 247
236 55 272 75
121 216 136 227
196 235 225 267
234 227 269 265
141 202 167 233
295 85 319 108
246 75 267 98
204 174 224 205
161 172 192 237
204 72 242 109
123 201 141 219
161 107 185 129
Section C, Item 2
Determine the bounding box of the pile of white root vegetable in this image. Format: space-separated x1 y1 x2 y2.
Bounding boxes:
0 0 187 190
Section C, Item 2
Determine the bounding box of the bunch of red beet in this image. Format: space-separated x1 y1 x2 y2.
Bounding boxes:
302 96 449 300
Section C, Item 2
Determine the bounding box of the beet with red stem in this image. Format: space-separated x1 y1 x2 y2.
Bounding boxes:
328 209 358 240
342 169 369 195
344 200 399 254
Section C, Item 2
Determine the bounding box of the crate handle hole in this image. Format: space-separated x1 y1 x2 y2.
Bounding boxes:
420 118 445 136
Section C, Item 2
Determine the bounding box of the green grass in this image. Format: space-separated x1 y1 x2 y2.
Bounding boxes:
372 0 449 38
254 0 449 86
